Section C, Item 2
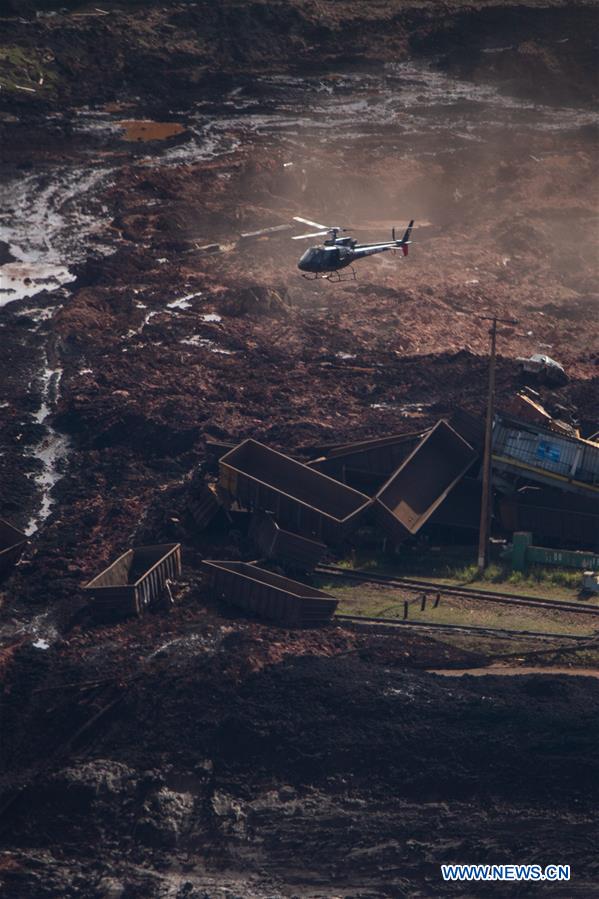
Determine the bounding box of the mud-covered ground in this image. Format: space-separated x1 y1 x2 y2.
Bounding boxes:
0 2 598 896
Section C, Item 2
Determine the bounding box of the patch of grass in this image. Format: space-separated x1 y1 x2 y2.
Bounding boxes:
336 547 589 603
327 581 596 638
0 44 59 95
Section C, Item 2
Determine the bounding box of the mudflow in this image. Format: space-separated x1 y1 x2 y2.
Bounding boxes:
0 2 598 897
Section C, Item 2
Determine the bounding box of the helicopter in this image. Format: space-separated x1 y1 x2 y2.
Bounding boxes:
292 216 414 281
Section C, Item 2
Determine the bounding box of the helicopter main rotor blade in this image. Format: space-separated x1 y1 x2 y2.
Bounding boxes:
293 215 328 230
291 230 330 240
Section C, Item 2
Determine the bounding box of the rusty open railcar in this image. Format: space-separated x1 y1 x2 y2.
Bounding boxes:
219 439 371 543
249 512 326 570
84 543 181 620
499 487 599 551
203 559 337 627
375 421 477 542
308 430 426 494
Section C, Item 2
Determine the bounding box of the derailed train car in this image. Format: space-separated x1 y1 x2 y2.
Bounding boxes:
374 421 477 543
219 439 371 543
307 430 427 494
249 512 327 571
84 543 182 620
203 559 337 627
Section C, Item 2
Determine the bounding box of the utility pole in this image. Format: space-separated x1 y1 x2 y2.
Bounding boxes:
477 315 518 573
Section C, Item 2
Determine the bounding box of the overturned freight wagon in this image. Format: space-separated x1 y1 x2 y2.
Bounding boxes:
374 420 477 543
249 512 326 570
308 430 427 494
84 543 181 620
427 476 482 542
203 559 337 627
499 486 599 551
219 439 371 543
0 518 27 576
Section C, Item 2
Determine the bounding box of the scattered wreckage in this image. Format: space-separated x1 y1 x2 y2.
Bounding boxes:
3 402 597 627
517 353 568 387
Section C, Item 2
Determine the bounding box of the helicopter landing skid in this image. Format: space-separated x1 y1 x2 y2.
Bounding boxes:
301 267 357 284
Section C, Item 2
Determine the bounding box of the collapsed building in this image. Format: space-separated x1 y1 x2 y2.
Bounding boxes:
492 415 599 551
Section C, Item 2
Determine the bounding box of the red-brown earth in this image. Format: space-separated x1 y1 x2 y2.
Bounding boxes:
0 2 598 896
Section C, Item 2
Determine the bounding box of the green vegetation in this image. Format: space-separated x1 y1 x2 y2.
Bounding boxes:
0 44 58 95
324 580 597 638
336 545 589 603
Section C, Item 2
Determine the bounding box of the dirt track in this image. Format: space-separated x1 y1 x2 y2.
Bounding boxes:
1 2 598 896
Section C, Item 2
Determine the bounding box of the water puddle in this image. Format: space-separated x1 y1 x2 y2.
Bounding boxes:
116 119 186 141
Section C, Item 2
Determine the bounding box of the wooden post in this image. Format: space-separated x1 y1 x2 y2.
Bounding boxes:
478 317 497 573
476 315 518 573
403 600 409 620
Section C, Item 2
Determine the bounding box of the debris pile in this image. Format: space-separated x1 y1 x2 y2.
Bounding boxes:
66 399 598 625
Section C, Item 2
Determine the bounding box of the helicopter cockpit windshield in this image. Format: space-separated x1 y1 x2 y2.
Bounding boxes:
298 247 321 271
298 246 341 272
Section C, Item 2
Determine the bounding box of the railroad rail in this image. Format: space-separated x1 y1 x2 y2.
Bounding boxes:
336 613 593 642
316 564 599 617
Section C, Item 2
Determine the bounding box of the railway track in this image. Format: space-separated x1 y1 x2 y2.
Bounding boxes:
336 613 594 642
316 564 599 617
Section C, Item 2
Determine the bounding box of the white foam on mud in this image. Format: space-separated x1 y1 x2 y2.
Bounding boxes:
13 304 57 321
167 297 192 310
32 638 50 650
25 365 71 535
167 292 200 310
0 260 75 305
126 308 163 337
219 61 599 153
0 607 61 650
0 165 114 307
181 336 215 348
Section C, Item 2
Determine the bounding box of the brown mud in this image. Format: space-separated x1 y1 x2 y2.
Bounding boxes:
0 2 598 897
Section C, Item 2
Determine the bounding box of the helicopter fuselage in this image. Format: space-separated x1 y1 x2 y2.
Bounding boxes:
295 220 414 277
298 243 355 273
